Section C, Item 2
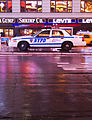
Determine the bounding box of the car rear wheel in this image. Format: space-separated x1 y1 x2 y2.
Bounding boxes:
18 41 29 51
62 42 73 51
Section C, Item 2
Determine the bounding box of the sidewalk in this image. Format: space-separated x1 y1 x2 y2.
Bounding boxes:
0 44 19 55
0 44 13 52
0 44 60 54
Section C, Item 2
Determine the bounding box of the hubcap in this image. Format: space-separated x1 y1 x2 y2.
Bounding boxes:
21 44 24 48
65 44 69 48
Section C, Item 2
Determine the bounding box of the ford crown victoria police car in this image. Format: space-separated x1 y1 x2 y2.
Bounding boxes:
8 29 86 51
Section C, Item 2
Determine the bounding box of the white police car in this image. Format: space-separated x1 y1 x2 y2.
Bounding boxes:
8 29 86 51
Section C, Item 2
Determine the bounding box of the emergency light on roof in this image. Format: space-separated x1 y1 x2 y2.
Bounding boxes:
76 31 90 34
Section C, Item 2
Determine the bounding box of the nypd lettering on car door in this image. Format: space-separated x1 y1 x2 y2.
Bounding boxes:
29 37 63 47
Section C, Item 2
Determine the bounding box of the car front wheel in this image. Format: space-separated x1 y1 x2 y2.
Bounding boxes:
18 41 29 51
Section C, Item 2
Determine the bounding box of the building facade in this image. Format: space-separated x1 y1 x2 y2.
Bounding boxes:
0 0 92 37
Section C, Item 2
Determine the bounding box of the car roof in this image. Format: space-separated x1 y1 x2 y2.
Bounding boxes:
77 31 92 35
41 29 63 31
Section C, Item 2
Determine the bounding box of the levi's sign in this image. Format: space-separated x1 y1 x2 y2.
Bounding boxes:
78 19 92 23
53 19 72 23
48 18 76 23
81 19 92 23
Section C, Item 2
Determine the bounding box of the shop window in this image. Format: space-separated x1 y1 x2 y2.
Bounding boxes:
21 0 42 12
20 29 33 36
51 1 55 12
84 35 90 38
68 1 72 12
4 29 9 37
7 1 12 12
0 0 12 12
26 1 37 12
0 29 14 37
51 0 72 13
0 29 3 37
0 1 7 12
56 1 67 12
21 1 25 12
38 1 42 12
9 29 13 37
81 0 92 12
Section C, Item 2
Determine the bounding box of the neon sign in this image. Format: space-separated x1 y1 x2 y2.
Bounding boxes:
18 18 46 23
53 19 72 23
48 18 76 23
79 19 92 23
0 18 15 23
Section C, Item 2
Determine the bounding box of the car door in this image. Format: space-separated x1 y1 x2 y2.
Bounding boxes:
51 30 64 47
32 30 51 47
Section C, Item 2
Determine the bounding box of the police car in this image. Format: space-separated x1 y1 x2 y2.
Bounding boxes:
8 29 86 51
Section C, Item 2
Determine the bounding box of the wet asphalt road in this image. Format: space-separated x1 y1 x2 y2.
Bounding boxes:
0 46 92 120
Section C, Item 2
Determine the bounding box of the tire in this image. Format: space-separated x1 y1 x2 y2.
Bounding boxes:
62 42 73 51
18 41 29 51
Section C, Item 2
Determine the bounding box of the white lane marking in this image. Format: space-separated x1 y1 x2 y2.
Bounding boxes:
63 68 92 71
57 65 62 67
57 62 69 65
1 52 92 56
57 63 91 65
81 63 89 64
63 68 77 70
57 64 92 71
0 54 33 56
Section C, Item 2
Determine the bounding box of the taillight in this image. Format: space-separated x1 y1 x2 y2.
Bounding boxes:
9 37 11 41
82 36 84 41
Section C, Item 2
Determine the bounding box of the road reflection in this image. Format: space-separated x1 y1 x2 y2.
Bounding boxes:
0 54 92 119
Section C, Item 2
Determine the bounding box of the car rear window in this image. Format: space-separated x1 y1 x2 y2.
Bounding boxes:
84 35 90 38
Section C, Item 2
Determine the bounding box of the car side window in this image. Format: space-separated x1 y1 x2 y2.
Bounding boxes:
37 30 50 37
52 30 64 37
84 35 90 38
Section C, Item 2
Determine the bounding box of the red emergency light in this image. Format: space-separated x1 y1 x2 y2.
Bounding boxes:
29 24 81 27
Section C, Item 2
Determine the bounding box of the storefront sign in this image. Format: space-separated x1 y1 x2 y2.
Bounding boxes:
17 18 46 23
1 18 92 24
78 19 92 23
0 18 16 23
0 37 9 43
48 18 76 23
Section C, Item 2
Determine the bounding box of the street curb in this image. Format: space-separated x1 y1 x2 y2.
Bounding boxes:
0 51 92 55
0 45 92 55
